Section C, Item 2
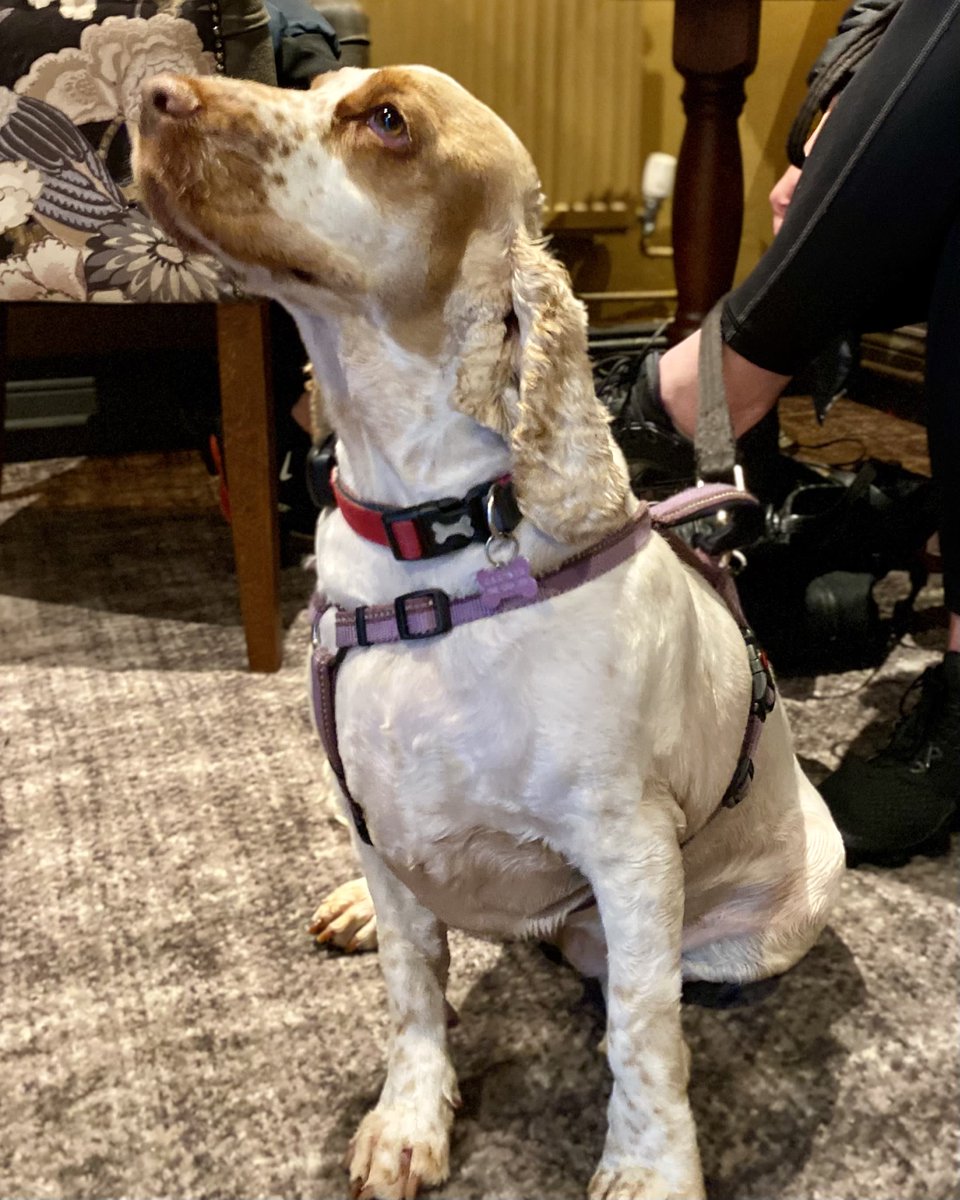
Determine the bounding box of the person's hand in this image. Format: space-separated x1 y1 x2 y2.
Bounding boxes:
769 100 836 235
770 164 803 236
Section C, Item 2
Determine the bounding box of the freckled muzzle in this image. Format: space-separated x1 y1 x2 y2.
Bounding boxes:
137 72 272 218
137 74 224 249
135 73 357 286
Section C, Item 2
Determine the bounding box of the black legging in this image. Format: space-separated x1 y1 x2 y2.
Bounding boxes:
722 0 960 613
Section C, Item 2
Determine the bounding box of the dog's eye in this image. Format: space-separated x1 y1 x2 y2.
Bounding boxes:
367 104 408 145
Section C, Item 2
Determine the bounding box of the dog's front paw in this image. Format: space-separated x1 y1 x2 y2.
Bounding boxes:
346 1103 452 1200
588 1164 706 1200
308 877 377 952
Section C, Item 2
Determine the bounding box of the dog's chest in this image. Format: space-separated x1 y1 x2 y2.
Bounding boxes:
385 831 592 939
334 628 597 938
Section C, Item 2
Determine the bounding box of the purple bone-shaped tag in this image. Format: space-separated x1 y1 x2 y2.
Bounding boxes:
476 557 539 611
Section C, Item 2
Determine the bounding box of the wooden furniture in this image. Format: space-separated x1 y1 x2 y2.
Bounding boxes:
215 303 281 671
1 298 281 671
670 0 762 343
0 0 283 669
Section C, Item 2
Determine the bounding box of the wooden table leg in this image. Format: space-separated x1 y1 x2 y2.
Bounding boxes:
670 0 761 344
216 300 282 672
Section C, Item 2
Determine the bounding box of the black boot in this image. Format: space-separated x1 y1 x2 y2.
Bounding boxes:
594 350 695 499
820 652 960 866
594 349 785 504
594 349 776 560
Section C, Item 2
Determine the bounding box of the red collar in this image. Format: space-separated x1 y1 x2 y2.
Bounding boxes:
331 470 521 561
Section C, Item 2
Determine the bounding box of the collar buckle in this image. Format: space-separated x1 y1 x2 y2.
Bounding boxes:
383 493 482 560
380 478 521 561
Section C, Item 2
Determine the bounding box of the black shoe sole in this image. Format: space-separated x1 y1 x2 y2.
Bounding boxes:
845 823 954 869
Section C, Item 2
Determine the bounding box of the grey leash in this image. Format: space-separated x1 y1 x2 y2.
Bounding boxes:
695 299 739 485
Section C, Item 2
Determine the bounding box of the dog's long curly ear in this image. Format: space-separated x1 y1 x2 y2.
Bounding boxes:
505 229 630 543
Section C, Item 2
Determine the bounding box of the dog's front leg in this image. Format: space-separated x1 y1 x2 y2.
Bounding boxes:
346 847 459 1200
578 803 705 1200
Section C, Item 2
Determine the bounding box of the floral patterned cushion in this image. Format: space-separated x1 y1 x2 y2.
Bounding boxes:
0 0 237 302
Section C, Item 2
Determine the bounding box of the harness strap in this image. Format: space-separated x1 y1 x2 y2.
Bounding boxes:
310 487 776 845
650 482 756 529
330 504 654 649
658 527 776 807
310 640 373 845
309 507 652 845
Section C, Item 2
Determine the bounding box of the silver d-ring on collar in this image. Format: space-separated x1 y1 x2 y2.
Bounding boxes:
485 485 520 566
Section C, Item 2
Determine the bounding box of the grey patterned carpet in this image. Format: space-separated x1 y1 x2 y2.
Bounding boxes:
1 456 957 1200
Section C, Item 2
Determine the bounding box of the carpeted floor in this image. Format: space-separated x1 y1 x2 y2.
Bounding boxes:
1 450 957 1200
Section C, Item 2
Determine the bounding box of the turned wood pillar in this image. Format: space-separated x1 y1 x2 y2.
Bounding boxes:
669 0 761 344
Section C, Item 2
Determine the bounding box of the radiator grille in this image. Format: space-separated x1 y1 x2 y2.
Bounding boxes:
366 0 647 220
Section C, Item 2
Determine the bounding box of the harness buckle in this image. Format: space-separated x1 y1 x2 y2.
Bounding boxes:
743 628 777 720
394 589 452 640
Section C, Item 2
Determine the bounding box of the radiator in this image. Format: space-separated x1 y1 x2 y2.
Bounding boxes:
366 0 647 224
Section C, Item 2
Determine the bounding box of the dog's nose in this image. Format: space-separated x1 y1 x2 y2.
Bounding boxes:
141 74 200 129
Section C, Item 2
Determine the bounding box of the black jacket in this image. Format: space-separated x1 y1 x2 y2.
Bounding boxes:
266 0 341 87
807 0 902 103
788 0 902 163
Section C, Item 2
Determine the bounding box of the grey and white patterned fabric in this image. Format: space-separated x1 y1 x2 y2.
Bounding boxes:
0 0 238 302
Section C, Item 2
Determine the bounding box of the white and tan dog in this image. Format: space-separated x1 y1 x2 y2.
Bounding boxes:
136 65 845 1200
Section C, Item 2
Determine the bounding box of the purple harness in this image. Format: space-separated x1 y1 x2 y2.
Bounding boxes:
310 483 776 847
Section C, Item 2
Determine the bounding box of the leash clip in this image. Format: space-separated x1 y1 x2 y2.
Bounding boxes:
696 462 746 520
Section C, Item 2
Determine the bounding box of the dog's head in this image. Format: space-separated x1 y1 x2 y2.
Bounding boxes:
135 66 629 541
135 65 540 314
